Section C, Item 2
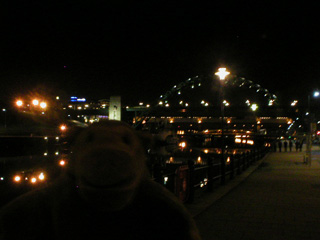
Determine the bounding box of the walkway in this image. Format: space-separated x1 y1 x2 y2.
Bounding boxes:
190 145 320 240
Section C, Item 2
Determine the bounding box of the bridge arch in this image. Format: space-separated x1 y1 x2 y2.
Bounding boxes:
156 75 277 109
132 75 280 130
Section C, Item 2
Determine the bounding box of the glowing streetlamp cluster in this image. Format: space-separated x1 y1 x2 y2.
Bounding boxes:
15 99 48 110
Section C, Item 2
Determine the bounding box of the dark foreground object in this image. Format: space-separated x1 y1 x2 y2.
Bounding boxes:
1 121 200 240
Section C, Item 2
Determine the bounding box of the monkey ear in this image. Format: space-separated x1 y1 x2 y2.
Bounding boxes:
135 130 155 151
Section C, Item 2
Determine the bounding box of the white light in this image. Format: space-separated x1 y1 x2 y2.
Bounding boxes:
38 173 45 180
291 100 298 106
251 104 258 111
314 91 320 97
14 175 21 182
40 102 47 109
16 100 23 107
32 99 39 106
164 177 168 185
215 68 230 80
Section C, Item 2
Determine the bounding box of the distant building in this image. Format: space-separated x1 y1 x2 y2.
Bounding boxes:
64 97 109 123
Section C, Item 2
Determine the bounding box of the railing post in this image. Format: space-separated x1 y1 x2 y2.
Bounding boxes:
247 151 251 168
207 157 214 192
237 154 241 175
252 149 255 163
220 155 225 185
230 155 234 179
187 160 195 203
242 152 246 171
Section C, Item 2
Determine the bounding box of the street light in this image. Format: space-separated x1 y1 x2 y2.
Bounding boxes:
16 100 23 107
250 103 258 133
40 102 47 109
215 67 230 185
32 99 39 106
215 68 230 80
2 109 6 128
250 103 258 112
306 90 320 166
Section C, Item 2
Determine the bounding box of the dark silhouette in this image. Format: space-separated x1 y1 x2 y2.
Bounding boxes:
289 140 293 152
273 141 277 152
283 140 288 152
0 121 201 240
295 141 300 152
299 140 304 152
278 140 282 152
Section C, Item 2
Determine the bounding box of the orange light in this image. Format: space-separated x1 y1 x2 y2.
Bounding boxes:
16 100 23 107
40 102 47 109
32 99 39 106
60 125 67 131
179 142 186 149
31 177 37 183
59 160 66 166
14 175 21 182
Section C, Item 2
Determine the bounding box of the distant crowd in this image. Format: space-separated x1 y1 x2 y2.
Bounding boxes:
272 139 304 152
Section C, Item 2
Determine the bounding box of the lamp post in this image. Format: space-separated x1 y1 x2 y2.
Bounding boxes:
2 109 6 129
215 68 230 184
306 90 320 166
251 103 258 133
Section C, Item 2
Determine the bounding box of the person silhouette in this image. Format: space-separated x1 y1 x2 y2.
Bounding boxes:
278 140 283 152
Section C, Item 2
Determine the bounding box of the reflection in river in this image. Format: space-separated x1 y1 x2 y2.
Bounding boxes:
0 136 67 207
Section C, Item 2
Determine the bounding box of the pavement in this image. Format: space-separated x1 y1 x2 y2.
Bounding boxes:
186 145 320 240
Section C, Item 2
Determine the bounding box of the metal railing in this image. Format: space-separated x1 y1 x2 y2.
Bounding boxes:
149 146 270 203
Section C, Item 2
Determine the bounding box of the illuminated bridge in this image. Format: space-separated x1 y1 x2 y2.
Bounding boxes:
127 75 302 137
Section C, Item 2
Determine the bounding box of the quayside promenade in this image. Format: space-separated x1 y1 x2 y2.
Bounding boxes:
189 145 320 240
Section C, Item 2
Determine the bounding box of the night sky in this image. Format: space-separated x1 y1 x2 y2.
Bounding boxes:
2 1 320 105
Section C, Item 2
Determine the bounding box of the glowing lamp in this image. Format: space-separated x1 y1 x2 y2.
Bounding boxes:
60 125 67 131
40 102 47 109
215 68 230 80
251 104 258 111
59 160 66 166
32 99 39 106
14 175 21 182
16 100 23 107
38 173 45 180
